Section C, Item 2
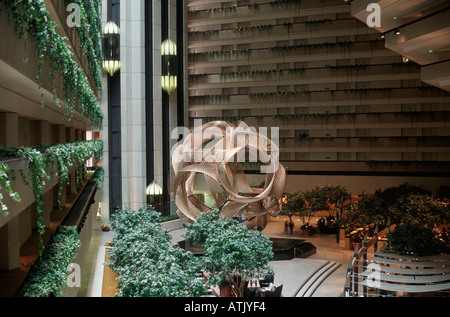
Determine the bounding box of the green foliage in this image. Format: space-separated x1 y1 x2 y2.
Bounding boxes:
284 185 348 226
436 185 450 201
90 167 104 189
0 140 103 253
0 0 103 127
46 140 103 205
17 226 81 297
388 194 449 227
63 0 103 89
0 163 21 217
337 183 449 254
340 183 434 229
385 224 449 255
107 205 207 297
185 210 274 297
184 209 237 246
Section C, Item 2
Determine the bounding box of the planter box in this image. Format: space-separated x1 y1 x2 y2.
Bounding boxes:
161 218 184 232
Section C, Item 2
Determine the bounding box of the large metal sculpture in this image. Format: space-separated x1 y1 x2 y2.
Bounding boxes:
172 120 286 230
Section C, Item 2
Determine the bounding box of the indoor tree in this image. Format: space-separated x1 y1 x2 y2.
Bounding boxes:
385 193 449 255
185 209 274 297
319 184 350 220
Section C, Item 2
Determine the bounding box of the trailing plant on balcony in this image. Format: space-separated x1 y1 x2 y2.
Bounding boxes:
46 140 103 204
189 48 252 58
188 29 219 37
63 0 103 90
249 90 310 100
247 3 260 11
190 94 231 103
269 0 302 8
305 19 332 26
232 24 272 33
270 41 353 54
0 0 103 128
0 140 103 253
0 163 21 217
206 5 237 15
16 225 81 297
90 167 104 189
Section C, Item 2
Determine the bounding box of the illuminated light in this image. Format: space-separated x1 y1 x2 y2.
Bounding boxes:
102 60 121 77
103 21 121 76
395 28 400 35
146 180 163 196
161 39 177 95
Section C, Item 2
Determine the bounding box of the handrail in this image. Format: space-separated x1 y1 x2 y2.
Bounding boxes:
60 169 100 232
14 168 101 297
343 224 395 297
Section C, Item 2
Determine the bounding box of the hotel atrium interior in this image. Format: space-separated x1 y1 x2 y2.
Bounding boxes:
0 0 449 304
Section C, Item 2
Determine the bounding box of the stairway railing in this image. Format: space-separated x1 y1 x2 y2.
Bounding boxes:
343 224 394 297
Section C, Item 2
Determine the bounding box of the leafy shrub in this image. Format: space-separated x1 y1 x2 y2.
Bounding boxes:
185 209 274 297
17 226 81 297
386 224 449 255
107 205 207 297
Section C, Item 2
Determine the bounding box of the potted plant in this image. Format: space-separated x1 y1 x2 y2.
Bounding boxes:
345 227 364 250
285 190 313 235
300 223 312 236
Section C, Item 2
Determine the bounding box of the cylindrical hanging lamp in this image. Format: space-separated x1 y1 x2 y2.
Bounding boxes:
161 39 177 95
146 180 163 210
103 21 121 76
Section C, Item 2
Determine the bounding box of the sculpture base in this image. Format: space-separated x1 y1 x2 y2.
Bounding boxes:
271 238 316 260
177 238 317 260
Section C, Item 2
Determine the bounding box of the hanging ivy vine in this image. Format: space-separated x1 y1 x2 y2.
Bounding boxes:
16 225 81 297
0 163 22 217
0 0 103 128
63 0 103 90
0 140 103 253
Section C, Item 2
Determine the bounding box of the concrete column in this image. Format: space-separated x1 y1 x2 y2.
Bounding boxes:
54 125 67 206
0 112 19 147
35 120 51 146
42 189 53 229
0 113 20 270
66 127 77 194
18 206 32 247
120 0 147 211
0 215 20 270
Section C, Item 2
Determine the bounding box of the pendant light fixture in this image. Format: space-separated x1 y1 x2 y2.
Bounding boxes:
146 180 163 209
146 180 163 196
103 21 121 76
161 39 177 95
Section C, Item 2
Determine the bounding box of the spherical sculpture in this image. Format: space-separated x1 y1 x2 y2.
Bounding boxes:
172 121 286 230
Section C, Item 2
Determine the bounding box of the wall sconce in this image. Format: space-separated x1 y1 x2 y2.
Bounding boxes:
103 21 121 76
161 39 177 95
